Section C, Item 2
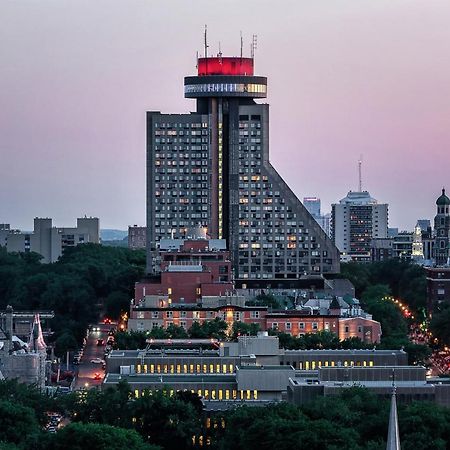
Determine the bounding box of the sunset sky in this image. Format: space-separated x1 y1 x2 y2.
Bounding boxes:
1 0 449 230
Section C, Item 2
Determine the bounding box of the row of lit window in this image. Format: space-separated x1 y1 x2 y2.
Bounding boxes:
155 153 208 159
135 363 234 374
154 130 207 136
155 138 206 144
133 388 258 401
153 122 207 128
184 82 266 94
154 145 208 151
291 360 375 370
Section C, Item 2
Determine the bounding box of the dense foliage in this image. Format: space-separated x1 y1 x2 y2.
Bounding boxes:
0 245 145 355
338 260 431 363
1 379 450 449
340 259 427 312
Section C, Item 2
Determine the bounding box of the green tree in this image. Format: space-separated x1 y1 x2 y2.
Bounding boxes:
430 305 450 346
132 390 201 449
47 422 156 450
0 400 42 447
55 331 78 357
231 321 260 340
166 323 189 339
0 379 56 426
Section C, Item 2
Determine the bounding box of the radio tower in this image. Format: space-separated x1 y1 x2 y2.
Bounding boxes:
358 155 363 192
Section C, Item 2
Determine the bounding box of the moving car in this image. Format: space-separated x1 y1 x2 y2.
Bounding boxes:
96 339 105 346
93 372 102 380
90 358 105 364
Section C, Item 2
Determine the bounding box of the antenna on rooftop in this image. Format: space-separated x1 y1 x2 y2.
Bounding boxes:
204 25 208 58
240 31 243 59
358 155 363 192
251 34 258 59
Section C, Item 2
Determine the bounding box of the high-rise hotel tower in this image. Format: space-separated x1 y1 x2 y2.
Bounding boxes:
146 54 339 286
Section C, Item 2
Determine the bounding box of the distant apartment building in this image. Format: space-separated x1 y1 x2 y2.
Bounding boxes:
370 238 394 262
303 197 331 237
128 225 147 250
0 217 99 263
331 191 388 262
392 231 414 259
426 267 450 313
146 53 340 288
303 197 321 217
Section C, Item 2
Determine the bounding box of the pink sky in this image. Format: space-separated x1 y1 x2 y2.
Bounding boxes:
1 0 449 230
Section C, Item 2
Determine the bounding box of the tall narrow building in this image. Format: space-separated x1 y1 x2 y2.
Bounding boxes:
146 53 339 286
434 188 450 266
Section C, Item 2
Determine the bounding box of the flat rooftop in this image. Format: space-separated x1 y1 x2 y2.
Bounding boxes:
104 373 236 384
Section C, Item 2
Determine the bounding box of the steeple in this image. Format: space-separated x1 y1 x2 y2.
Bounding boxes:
386 373 401 450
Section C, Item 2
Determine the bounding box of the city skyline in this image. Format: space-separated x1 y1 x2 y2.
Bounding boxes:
1 1 450 230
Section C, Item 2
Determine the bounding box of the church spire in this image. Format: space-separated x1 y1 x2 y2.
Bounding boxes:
386 371 401 450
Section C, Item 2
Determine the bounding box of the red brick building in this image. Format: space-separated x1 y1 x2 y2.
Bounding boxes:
130 234 381 344
135 236 233 304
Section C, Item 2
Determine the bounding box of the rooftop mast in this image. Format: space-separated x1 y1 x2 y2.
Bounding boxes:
358 155 363 192
251 34 257 59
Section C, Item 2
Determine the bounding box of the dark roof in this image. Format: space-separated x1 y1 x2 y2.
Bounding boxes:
329 296 341 309
436 188 450 206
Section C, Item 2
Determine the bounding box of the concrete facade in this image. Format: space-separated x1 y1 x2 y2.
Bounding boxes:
128 225 147 250
103 335 406 409
146 55 340 287
0 217 99 263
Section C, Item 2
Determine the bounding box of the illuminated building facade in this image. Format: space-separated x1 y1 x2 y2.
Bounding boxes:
146 54 340 286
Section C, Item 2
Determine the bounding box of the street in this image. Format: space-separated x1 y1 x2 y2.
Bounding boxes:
74 322 112 390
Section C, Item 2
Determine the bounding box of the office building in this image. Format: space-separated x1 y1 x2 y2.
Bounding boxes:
331 191 388 262
0 217 99 263
287 366 450 408
103 334 405 409
146 53 339 287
